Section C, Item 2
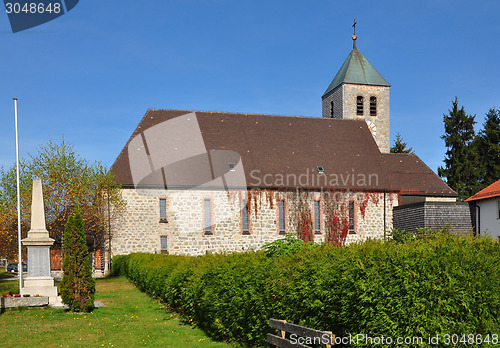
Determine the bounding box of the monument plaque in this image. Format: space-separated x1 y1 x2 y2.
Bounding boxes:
21 178 58 301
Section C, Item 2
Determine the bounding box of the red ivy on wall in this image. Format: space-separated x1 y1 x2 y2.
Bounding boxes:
237 188 390 246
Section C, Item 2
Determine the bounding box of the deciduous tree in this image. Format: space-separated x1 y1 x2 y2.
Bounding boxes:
0 138 125 264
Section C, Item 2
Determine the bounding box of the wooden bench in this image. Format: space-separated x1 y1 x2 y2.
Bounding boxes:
267 318 334 348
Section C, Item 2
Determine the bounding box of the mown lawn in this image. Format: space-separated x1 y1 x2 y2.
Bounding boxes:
0 276 236 347
0 271 19 295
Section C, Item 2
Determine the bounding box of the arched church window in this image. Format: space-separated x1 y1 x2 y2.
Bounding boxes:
370 96 377 116
356 96 364 115
330 101 334 118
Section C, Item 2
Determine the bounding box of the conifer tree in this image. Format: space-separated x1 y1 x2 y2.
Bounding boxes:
474 108 500 190
60 206 95 312
390 132 414 154
438 97 479 200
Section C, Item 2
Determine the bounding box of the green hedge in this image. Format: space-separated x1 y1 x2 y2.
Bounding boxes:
112 233 500 347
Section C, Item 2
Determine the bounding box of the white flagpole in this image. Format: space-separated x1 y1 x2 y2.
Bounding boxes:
14 98 23 292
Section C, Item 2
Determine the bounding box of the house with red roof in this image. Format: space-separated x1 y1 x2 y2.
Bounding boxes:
466 179 500 238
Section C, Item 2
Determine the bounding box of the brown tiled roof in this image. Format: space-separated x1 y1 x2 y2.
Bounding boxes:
465 179 500 202
381 153 457 196
111 109 456 196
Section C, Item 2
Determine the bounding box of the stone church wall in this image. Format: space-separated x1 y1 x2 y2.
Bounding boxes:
343 84 390 153
111 189 398 256
322 84 390 153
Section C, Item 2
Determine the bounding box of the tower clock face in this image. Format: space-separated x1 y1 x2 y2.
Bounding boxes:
366 120 377 137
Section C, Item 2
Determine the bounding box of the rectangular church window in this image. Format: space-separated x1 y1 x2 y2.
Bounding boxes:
242 200 250 235
349 201 355 234
204 199 212 235
160 236 168 254
314 200 321 234
159 198 167 222
279 200 286 234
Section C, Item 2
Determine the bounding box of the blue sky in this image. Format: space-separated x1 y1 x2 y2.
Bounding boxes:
0 0 498 174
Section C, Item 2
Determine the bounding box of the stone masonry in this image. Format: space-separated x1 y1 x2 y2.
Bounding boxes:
112 189 398 256
322 84 390 153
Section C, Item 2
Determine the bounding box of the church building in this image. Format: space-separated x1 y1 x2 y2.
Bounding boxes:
110 35 458 256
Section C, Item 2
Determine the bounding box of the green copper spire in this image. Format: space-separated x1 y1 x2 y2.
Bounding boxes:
322 47 390 97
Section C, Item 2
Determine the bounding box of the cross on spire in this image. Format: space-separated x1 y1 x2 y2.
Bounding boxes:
352 19 357 49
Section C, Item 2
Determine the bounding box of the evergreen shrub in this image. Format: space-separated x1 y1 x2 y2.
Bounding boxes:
262 232 305 256
59 206 95 312
113 233 500 347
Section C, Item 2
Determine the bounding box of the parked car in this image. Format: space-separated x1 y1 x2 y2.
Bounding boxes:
6 263 27 273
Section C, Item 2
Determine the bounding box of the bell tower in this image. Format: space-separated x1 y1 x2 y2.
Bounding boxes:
322 21 390 153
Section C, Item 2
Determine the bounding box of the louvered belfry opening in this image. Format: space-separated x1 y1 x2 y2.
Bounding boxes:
370 96 377 116
356 96 364 115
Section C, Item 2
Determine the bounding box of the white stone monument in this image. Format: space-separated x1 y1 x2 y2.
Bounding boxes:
21 178 58 302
